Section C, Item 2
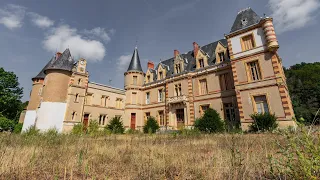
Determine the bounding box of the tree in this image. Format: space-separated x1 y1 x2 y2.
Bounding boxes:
143 116 159 134
250 113 278 132
194 108 225 133
106 116 125 134
0 67 23 120
284 62 320 124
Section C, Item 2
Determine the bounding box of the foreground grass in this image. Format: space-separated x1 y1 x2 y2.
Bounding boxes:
0 130 318 179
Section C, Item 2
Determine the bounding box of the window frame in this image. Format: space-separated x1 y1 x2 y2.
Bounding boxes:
158 89 163 102
240 33 256 51
199 78 208 95
132 92 137 104
250 93 271 114
200 104 210 116
174 83 182 96
145 92 150 104
133 76 138 85
246 60 262 82
199 58 205 68
74 93 79 103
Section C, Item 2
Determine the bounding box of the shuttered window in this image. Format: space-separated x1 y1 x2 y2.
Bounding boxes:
199 79 208 95
241 34 255 51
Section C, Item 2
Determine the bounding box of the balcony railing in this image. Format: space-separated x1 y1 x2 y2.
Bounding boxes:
167 95 188 104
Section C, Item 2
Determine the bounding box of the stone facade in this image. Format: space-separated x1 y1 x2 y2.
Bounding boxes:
22 8 296 132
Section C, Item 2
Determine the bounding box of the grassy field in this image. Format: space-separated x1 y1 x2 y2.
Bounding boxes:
0 129 319 179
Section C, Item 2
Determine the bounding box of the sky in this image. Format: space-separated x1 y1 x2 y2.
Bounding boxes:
0 0 319 101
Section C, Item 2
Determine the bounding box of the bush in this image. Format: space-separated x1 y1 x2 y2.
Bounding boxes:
143 116 160 134
88 120 99 136
22 125 40 136
0 116 15 132
13 123 23 134
250 113 278 132
194 108 225 133
106 116 125 134
72 123 84 135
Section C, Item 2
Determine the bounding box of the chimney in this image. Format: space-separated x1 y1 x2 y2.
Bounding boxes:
193 42 199 58
174 49 180 57
56 52 62 60
147 61 154 69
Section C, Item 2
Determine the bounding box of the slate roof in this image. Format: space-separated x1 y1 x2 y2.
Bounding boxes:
45 48 75 73
32 56 55 80
149 39 228 80
127 47 143 72
230 8 261 33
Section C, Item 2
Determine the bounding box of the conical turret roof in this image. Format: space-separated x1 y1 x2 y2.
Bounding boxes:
127 47 143 72
230 8 261 33
45 48 75 73
32 56 55 80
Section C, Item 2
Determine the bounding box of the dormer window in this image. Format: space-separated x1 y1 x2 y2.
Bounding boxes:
147 75 151 83
159 71 163 79
219 52 224 62
175 64 181 73
199 59 204 68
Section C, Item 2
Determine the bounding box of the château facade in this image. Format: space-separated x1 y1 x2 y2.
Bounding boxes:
22 8 296 132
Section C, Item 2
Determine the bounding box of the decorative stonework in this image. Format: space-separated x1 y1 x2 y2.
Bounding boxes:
167 95 188 104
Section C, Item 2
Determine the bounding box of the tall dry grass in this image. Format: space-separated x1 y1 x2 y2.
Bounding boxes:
0 130 318 179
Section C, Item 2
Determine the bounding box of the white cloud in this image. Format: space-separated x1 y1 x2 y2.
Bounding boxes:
43 25 106 62
83 27 112 42
269 0 320 33
28 12 54 28
117 54 132 71
0 4 26 30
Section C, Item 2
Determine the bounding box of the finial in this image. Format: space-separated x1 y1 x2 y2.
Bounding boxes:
135 37 138 49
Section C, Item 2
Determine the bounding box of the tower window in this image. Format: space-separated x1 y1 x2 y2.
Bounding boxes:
247 61 261 81
75 94 79 102
199 59 204 68
241 34 255 51
133 76 137 85
132 92 137 104
72 111 76 121
78 78 82 85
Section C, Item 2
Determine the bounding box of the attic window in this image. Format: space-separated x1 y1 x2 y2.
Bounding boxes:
241 18 248 26
147 75 151 83
159 71 163 79
219 52 225 62
199 59 204 68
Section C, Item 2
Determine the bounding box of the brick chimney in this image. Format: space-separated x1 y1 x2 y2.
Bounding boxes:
193 42 199 58
174 49 180 57
56 52 62 60
147 61 154 69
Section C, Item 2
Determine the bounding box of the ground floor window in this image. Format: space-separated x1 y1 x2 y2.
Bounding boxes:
158 111 164 126
254 95 269 113
99 115 106 125
200 104 210 116
224 103 235 122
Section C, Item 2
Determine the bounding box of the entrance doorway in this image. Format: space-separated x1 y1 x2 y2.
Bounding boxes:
176 109 184 129
83 113 89 131
130 113 136 130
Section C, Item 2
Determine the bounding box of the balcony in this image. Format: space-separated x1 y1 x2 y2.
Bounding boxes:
167 95 188 104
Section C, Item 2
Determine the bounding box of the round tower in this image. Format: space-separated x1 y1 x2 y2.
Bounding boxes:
262 17 279 52
36 49 75 132
124 47 144 130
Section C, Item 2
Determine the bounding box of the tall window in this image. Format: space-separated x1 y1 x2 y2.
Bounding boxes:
199 79 208 95
147 75 151 83
247 61 261 81
146 92 150 104
133 76 137 85
200 104 210 116
78 78 82 85
199 59 204 68
159 71 163 79
99 115 106 125
132 92 137 104
254 95 269 113
158 111 164 126
220 73 233 91
145 112 150 122
175 84 182 96
241 34 255 51
158 89 163 102
72 111 76 121
224 103 235 122
101 95 107 107
75 94 79 102
116 98 122 108
219 52 224 62
175 64 181 73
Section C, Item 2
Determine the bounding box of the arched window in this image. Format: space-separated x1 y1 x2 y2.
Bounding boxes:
78 78 82 85
72 111 76 120
75 94 79 102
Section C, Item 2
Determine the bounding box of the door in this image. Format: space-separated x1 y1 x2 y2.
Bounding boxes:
83 114 89 131
130 113 136 130
176 109 184 129
158 111 164 126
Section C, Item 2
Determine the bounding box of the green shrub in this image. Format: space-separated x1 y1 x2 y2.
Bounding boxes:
44 128 59 136
106 116 125 134
0 116 15 132
13 123 23 133
194 108 225 133
72 123 84 135
269 130 320 179
143 116 159 134
22 125 40 136
250 113 278 132
88 120 99 136
125 128 140 134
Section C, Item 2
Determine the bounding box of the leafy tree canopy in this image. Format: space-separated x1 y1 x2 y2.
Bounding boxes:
0 67 23 120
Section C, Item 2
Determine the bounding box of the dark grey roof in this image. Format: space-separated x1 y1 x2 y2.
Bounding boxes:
230 8 261 33
32 56 55 80
127 47 143 72
45 49 75 73
151 39 229 80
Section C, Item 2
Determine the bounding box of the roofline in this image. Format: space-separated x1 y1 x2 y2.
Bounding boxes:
88 81 125 92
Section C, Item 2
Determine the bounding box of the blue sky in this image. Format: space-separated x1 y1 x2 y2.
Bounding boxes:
0 0 319 101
